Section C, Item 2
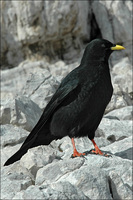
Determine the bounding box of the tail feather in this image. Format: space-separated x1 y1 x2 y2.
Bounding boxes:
4 130 55 166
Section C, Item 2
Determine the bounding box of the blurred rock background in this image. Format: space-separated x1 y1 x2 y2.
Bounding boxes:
1 0 132 68
1 1 133 199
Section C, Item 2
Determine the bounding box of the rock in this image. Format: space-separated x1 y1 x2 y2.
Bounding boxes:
112 57 132 93
1 60 49 95
99 118 132 142
1 124 28 148
102 136 132 160
36 158 85 185
20 145 62 178
58 156 132 200
105 83 132 113
49 60 79 77
1 1 90 66
23 68 59 109
2 144 22 167
1 162 33 200
92 0 132 62
13 182 89 200
1 124 132 199
1 96 42 131
1 1 132 67
108 171 132 200
0 97 15 125
1 2 132 199
15 96 42 131
12 185 45 200
1 124 29 165
105 106 133 121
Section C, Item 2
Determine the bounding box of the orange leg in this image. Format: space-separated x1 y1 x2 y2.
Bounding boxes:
91 139 103 155
71 138 85 157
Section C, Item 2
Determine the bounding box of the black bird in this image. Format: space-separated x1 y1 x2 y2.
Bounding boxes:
4 39 125 166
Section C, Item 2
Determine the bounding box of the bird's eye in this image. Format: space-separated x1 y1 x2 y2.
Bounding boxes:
101 44 105 48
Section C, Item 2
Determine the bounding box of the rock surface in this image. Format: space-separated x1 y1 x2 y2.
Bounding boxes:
1 1 90 67
1 1 132 67
1 1 132 199
1 58 132 200
1 113 132 199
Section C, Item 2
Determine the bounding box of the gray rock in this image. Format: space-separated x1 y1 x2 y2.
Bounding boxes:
102 136 132 160
105 83 132 114
1 1 132 67
12 185 45 200
92 0 132 62
1 60 49 95
1 124 132 199
23 69 59 109
58 156 132 200
13 182 89 200
1 96 42 131
105 106 133 121
1 98 16 125
109 171 132 200
15 96 42 131
36 158 85 186
1 162 33 200
2 144 22 167
20 145 62 178
1 124 29 165
99 118 132 142
49 60 79 77
1 124 28 148
1 1 90 66
112 57 132 93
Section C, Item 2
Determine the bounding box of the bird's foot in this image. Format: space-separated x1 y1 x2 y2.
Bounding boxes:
90 148 112 157
71 149 86 158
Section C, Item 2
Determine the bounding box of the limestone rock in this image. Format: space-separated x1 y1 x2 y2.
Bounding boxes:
1 123 132 199
1 60 50 95
1 124 29 165
1 1 132 67
1 1 90 66
13 182 89 200
112 57 132 93
23 69 59 109
1 96 42 131
1 124 28 148
1 2 132 198
20 145 62 178
105 106 133 121
99 118 132 142
105 83 132 113
49 60 79 77
36 158 85 185
102 136 132 160
1 162 33 200
92 0 132 62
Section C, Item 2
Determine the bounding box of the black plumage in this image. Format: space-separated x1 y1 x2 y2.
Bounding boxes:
4 38 125 166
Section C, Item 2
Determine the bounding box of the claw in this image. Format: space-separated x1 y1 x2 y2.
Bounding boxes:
71 149 86 158
89 149 112 157
71 138 86 158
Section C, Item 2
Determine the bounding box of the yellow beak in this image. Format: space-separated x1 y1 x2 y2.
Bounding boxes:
111 45 125 50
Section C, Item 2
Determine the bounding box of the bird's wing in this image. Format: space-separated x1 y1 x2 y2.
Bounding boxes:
20 78 80 147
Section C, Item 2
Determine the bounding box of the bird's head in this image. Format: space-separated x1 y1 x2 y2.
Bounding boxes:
81 38 125 64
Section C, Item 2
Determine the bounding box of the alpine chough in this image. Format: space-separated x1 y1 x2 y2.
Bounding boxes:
4 38 125 166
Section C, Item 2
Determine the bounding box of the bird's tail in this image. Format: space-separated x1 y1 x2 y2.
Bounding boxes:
4 129 55 166
4 134 36 166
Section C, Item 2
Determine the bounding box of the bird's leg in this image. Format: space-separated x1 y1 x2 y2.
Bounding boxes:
91 139 103 155
90 139 111 157
71 138 85 157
